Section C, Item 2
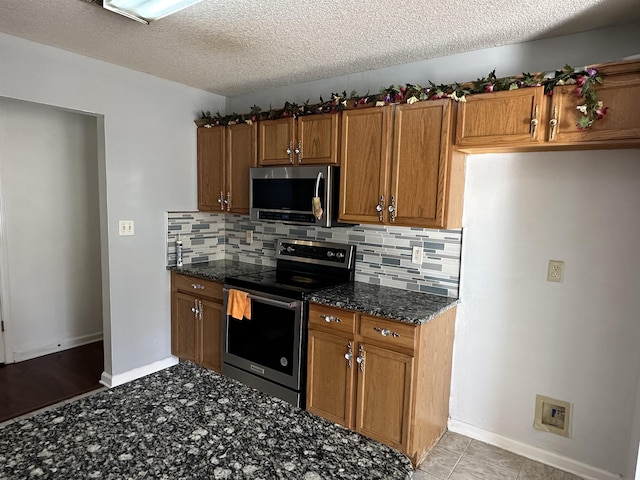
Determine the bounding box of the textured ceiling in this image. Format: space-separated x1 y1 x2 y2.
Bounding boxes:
1 0 639 97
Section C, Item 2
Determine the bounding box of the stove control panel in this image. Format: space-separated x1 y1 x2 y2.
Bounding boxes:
277 239 355 269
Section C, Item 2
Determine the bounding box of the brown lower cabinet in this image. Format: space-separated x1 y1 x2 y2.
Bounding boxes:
171 272 223 372
306 302 456 467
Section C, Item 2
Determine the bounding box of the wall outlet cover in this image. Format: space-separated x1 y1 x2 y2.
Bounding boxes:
547 260 564 283
412 246 423 265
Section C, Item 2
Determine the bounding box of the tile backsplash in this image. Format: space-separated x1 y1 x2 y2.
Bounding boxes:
168 212 461 297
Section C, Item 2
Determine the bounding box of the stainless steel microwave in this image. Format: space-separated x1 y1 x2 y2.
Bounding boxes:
250 165 343 227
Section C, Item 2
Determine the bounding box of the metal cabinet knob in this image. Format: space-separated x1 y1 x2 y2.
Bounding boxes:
320 314 342 323
344 342 353 368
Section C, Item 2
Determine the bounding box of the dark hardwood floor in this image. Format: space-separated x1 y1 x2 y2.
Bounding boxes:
0 341 104 423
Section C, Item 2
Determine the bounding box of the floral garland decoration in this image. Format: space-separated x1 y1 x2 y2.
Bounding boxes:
197 65 606 130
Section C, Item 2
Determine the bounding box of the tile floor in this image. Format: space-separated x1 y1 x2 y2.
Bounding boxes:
415 431 585 480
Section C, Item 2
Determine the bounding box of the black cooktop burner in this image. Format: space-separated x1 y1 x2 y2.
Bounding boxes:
224 268 349 299
224 239 357 299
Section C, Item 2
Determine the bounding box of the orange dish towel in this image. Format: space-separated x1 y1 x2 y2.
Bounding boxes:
227 289 251 321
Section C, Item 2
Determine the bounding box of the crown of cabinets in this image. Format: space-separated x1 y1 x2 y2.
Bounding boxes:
455 60 640 152
197 123 257 213
306 302 456 467
257 113 340 166
338 100 465 229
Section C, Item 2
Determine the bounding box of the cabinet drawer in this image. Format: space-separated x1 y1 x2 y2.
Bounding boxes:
308 304 356 336
360 315 416 353
173 273 223 302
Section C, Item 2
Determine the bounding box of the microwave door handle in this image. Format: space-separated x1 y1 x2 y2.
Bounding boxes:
312 172 324 219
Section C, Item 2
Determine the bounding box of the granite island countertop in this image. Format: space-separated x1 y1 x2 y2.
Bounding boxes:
169 261 459 326
0 362 413 480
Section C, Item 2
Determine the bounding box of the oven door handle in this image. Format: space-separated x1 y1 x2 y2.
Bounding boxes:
223 288 299 310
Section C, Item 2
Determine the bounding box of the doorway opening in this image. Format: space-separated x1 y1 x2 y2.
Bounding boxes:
0 97 107 419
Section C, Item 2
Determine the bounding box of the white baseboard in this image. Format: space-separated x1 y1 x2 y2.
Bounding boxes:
13 333 103 363
448 419 622 480
100 356 179 388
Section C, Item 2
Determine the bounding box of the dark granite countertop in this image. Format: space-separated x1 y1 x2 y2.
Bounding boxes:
308 282 459 325
168 260 275 283
170 261 458 325
0 362 413 480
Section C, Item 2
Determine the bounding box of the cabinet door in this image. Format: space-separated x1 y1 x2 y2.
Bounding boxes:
391 100 453 228
226 123 257 214
355 343 413 450
197 127 225 212
297 113 339 165
549 67 640 145
172 292 199 362
339 107 393 224
258 117 296 165
455 87 547 148
306 330 355 428
200 298 222 372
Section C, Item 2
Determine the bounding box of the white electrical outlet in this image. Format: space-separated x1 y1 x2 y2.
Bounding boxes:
411 246 423 265
245 230 253 245
547 260 564 283
118 220 135 236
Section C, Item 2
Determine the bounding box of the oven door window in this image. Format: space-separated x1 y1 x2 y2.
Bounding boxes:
227 299 296 376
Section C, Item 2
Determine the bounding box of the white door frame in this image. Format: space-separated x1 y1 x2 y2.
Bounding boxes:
0 121 14 364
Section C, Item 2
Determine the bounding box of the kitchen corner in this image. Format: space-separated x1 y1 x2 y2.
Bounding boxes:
168 214 462 469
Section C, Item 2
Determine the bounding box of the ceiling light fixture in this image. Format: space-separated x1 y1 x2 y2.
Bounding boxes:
103 0 204 24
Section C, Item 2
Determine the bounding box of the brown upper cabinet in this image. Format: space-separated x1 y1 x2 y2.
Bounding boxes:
455 60 640 152
547 61 640 147
258 113 340 166
197 123 257 213
339 101 465 229
455 87 547 149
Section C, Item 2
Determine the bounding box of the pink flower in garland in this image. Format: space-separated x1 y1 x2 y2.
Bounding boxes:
576 75 586 87
595 101 608 119
485 84 495 92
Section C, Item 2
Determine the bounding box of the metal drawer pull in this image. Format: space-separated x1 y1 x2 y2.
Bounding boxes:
320 314 342 323
191 283 205 290
374 327 399 338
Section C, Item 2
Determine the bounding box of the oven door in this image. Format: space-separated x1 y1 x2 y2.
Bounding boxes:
222 287 304 393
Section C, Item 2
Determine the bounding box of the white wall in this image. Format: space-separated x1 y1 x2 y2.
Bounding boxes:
0 98 102 360
227 22 640 479
227 23 640 113
455 151 640 479
0 32 225 377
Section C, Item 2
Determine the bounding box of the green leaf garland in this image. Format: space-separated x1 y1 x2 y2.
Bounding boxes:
198 65 607 130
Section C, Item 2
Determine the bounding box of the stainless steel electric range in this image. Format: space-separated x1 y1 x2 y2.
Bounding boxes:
222 238 356 408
